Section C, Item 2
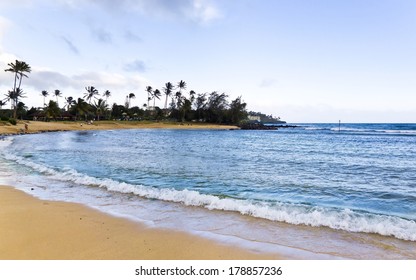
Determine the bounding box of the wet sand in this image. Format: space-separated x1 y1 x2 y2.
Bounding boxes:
0 186 278 260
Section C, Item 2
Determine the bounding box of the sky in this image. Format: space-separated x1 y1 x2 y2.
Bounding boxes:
0 0 415 123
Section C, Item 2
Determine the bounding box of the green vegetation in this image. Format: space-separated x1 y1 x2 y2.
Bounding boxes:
8 118 17 125
2 60 266 125
3 60 31 119
0 116 16 126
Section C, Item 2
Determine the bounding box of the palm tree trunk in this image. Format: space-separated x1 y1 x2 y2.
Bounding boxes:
10 73 18 120
13 99 17 119
13 74 18 92
17 73 23 89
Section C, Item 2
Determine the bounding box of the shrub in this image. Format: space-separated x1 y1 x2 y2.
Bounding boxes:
9 118 17 125
0 116 9 121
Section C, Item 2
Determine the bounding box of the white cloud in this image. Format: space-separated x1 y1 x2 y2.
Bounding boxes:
56 0 222 24
28 69 75 90
72 71 146 90
1 59 148 107
189 0 222 24
26 68 147 92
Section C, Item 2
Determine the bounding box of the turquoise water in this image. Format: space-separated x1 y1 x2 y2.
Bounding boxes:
1 123 415 259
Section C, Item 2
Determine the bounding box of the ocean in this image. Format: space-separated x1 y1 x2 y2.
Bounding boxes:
1 123 415 259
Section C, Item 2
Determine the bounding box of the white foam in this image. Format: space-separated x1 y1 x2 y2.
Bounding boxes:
0 136 14 148
4 152 416 242
304 127 330 131
328 127 416 135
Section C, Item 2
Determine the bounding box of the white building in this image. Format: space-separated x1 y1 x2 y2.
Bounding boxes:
247 115 261 122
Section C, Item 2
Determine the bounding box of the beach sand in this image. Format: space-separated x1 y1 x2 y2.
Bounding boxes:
0 120 237 135
0 186 278 260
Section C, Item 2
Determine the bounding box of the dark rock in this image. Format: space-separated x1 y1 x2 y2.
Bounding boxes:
239 122 278 130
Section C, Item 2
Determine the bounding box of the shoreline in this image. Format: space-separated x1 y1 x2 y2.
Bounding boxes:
0 120 238 136
0 185 279 260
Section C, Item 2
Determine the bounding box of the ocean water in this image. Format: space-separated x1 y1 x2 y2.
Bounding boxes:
1 123 416 259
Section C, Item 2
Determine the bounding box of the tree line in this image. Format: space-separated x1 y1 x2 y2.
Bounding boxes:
1 60 249 125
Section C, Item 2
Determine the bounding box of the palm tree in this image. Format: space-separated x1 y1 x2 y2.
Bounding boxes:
128 92 135 107
4 60 31 92
53 89 62 106
181 98 192 122
73 98 90 120
153 89 161 108
189 90 196 104
16 101 27 120
148 95 152 109
102 90 111 103
177 80 187 95
174 91 182 109
4 60 30 119
93 98 108 121
65 96 75 111
195 93 207 120
41 90 49 106
44 100 61 120
5 88 26 119
175 80 186 111
0 100 6 110
145 86 152 108
4 92 13 111
163 82 174 109
125 95 130 109
84 86 99 104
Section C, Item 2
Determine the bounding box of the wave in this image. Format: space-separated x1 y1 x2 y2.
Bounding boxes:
304 127 331 131
0 137 14 148
329 128 416 135
3 152 416 242
302 126 416 135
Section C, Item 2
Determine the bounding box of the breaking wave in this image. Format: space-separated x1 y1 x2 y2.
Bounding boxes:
4 151 416 242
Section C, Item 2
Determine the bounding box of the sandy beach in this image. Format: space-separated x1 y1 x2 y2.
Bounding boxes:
0 186 278 260
0 120 237 136
0 121 276 260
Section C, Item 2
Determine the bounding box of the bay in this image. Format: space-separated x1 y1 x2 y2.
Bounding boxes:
1 123 415 259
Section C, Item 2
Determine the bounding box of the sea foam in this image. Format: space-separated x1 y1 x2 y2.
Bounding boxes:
4 152 416 242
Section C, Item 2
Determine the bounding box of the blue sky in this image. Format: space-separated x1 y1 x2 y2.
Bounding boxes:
0 0 415 122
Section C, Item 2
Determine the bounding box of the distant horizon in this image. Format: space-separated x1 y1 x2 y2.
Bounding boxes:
1 0 415 123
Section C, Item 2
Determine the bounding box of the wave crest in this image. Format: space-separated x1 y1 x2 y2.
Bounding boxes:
4 153 416 242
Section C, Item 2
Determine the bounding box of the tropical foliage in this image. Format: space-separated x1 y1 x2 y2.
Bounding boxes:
2 60 250 125
44 100 61 120
3 60 31 119
84 86 99 104
54 89 63 105
41 90 49 106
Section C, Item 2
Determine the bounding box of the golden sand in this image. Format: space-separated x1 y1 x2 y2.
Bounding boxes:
0 120 237 135
0 121 272 259
0 186 278 260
